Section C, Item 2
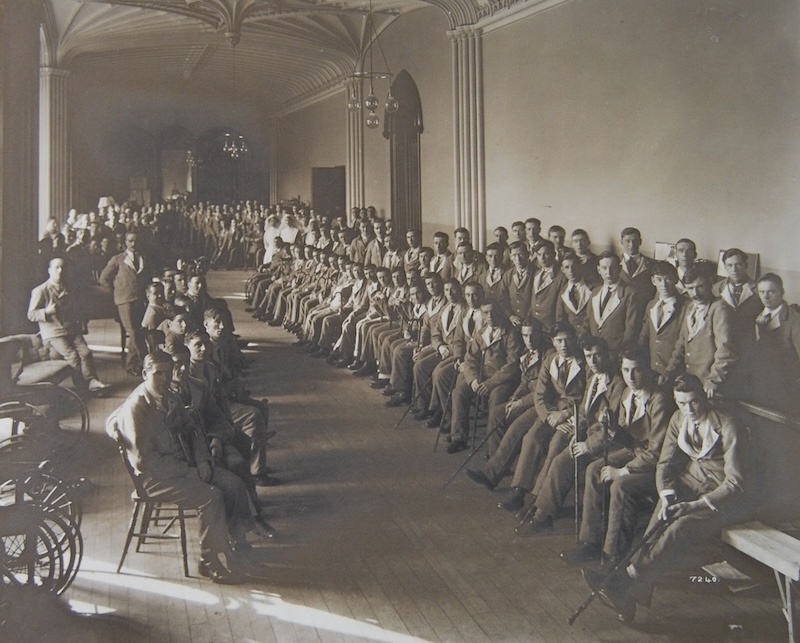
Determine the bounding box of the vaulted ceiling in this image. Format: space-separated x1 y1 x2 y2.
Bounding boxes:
41 0 500 116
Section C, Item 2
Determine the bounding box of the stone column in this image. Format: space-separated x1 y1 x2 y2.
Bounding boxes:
267 117 278 204
39 66 70 230
0 0 40 334
346 80 365 225
449 26 486 251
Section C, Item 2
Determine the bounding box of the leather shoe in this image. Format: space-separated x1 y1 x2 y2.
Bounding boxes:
252 474 281 487
446 439 468 454
370 379 389 389
251 516 276 540
465 468 496 491
382 386 398 397
385 392 411 407
498 487 525 512
560 541 601 566
347 360 364 371
198 557 245 585
583 568 636 623
426 413 443 428
354 364 376 377
515 515 553 536
412 408 430 421
311 348 329 358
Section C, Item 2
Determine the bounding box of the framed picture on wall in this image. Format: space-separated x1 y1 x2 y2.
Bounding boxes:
716 250 760 280
654 242 676 263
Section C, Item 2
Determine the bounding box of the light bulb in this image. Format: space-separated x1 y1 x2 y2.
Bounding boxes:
366 112 380 129
385 94 399 113
347 95 361 112
364 93 379 111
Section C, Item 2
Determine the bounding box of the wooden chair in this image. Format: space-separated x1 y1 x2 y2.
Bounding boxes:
106 413 190 577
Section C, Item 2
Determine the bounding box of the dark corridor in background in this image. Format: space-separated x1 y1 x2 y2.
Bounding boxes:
312 166 346 219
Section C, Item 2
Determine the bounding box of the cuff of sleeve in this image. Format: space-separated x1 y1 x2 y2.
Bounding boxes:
659 489 676 500
702 496 718 512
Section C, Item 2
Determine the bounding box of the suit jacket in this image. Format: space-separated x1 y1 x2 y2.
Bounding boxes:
587 282 642 357
533 349 587 419
619 253 655 306
431 301 466 353
638 296 687 376
99 251 150 306
348 236 371 264
503 267 535 320
577 252 601 288
429 252 454 282
455 261 485 285
666 298 737 390
613 386 673 474
452 307 482 360
461 322 523 390
657 408 746 510
27 280 77 340
174 375 237 443
555 281 593 337
363 237 387 268
747 304 800 413
712 279 761 345
509 348 544 409
115 384 210 480
582 373 626 457
478 267 510 311
529 267 568 331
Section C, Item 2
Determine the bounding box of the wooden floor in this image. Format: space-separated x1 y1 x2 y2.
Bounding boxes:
3 270 791 642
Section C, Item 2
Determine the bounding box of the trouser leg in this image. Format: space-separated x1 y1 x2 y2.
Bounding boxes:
482 406 538 483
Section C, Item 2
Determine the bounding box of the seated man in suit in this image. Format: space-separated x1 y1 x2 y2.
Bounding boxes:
530 240 567 331
112 351 266 584
556 253 593 339
519 335 625 534
744 273 800 414
663 263 737 400
639 261 686 379
585 373 750 624
563 345 672 565
446 302 523 454
495 320 586 512
672 238 697 296
618 227 655 307
28 257 109 394
588 251 642 362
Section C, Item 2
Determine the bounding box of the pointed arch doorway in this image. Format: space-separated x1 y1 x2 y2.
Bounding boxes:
383 70 423 237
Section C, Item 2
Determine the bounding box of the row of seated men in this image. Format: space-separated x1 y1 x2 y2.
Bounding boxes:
244 220 797 623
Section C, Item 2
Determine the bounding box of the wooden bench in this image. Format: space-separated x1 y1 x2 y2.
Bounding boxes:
721 520 800 642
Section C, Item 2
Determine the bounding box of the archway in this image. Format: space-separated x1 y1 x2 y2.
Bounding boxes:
383 70 423 237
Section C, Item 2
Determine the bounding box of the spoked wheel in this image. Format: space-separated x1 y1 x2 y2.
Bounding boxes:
35 509 82 594
0 471 81 529
0 506 62 592
0 402 48 438
16 384 89 434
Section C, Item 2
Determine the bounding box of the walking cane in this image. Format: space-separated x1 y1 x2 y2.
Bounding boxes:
433 369 458 452
468 347 487 450
392 372 434 430
567 516 671 625
599 409 611 543
442 416 506 489
572 401 582 544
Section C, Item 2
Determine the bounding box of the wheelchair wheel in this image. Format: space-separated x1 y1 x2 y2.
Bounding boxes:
0 472 81 529
19 384 89 434
0 508 62 592
36 509 82 594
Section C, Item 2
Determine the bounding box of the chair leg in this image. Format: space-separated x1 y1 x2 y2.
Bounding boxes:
136 502 154 552
178 507 190 578
118 501 141 573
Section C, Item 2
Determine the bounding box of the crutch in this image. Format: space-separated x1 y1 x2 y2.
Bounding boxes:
442 416 506 489
572 401 582 544
599 409 611 547
567 516 671 625
393 372 434 430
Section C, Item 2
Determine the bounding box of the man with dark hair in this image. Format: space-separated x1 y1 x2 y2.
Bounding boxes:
477 242 509 309
454 242 485 285
570 229 599 288
673 238 697 295
555 253 593 338
446 302 522 454
503 241 535 328
664 263 737 400
524 218 543 255
547 225 567 263
639 261 686 378
584 373 750 624
530 239 567 331
519 335 624 534
403 229 423 272
712 248 761 345
496 320 585 512
618 227 654 306
430 231 454 281
110 351 266 584
563 345 672 565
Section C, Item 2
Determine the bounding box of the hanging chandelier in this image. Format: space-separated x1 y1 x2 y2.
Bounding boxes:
347 0 398 130
223 35 248 158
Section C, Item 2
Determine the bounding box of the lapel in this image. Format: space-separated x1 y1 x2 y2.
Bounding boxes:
534 267 554 294
585 374 610 414
561 282 591 314
677 412 722 459
622 254 647 279
548 355 582 388
592 286 622 326
650 298 679 333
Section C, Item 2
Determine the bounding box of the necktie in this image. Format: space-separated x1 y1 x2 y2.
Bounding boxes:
626 256 636 276
491 268 497 282
558 359 569 388
757 311 772 327
599 288 611 314
654 301 664 329
627 394 638 426
586 375 600 412
468 311 476 335
568 285 579 308
690 422 703 451
732 283 744 307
